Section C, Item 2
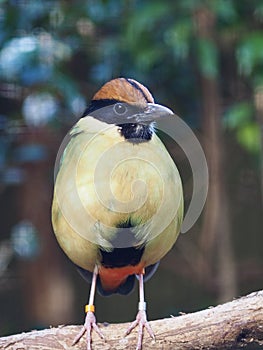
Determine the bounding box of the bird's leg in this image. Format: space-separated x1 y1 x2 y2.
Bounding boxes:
73 265 104 350
125 273 155 350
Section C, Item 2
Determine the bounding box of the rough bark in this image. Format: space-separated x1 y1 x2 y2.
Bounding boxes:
1 290 262 350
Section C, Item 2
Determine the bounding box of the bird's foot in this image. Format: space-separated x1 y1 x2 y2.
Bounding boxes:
125 309 155 350
73 311 104 350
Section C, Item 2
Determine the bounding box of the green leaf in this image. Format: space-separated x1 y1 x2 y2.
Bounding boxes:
224 102 253 129
165 20 192 60
236 122 261 153
125 2 170 48
209 0 237 22
196 38 218 78
237 31 263 75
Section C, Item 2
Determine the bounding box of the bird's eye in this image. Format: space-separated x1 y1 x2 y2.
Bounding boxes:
113 103 127 115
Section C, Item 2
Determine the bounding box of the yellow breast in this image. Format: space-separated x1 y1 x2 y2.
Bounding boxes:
52 116 183 271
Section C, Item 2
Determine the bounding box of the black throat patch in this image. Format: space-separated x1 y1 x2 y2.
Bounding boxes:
118 123 154 143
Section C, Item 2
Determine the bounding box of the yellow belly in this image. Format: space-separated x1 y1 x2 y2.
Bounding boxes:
52 117 183 272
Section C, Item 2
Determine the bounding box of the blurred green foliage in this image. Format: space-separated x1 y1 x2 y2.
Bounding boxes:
0 0 262 160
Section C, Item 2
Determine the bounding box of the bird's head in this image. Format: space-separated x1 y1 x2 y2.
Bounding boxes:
82 78 174 142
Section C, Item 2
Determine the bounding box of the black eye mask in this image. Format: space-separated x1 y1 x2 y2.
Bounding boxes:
82 99 144 125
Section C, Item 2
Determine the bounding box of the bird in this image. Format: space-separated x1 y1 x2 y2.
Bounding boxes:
52 77 184 350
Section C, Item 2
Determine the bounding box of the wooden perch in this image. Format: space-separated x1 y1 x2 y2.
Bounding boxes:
1 290 262 350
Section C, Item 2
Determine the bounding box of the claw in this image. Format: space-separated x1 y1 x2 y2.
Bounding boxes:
73 311 104 350
125 310 155 350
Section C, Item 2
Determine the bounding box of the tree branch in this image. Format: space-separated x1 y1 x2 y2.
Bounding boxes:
1 290 262 350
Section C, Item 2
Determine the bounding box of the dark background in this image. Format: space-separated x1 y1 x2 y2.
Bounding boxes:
0 0 262 342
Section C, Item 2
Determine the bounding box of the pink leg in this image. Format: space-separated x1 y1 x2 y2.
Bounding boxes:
125 274 155 350
73 266 104 350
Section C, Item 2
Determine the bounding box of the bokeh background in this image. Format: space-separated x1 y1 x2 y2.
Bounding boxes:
0 0 262 343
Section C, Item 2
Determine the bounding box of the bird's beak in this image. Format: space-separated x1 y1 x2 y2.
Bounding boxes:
132 103 174 123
